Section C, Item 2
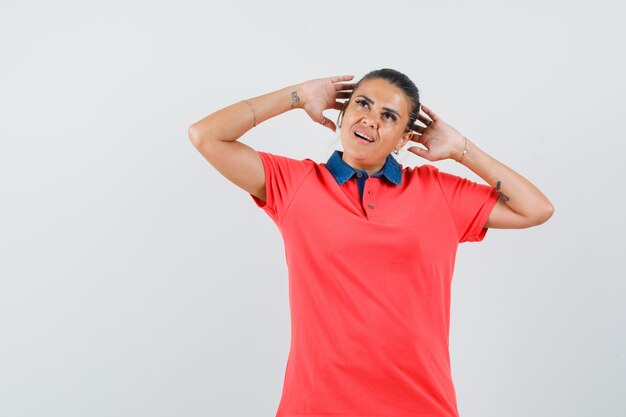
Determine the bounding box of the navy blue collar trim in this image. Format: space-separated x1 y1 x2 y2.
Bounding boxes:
324 150 402 186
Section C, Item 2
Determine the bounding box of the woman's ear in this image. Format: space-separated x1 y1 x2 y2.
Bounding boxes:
400 131 413 147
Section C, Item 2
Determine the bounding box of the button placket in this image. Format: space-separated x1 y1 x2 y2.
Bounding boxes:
364 182 376 210
363 180 384 221
356 171 369 207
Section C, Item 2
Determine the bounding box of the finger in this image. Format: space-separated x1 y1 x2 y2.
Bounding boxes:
330 75 354 83
411 124 426 134
415 134 429 146
331 101 344 111
409 132 429 147
420 104 439 122
335 82 357 91
416 113 433 127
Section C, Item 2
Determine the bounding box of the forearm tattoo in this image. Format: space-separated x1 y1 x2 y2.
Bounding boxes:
291 90 301 108
495 180 510 202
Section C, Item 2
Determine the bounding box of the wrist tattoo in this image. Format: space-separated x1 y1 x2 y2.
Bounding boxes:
495 180 510 202
291 90 301 108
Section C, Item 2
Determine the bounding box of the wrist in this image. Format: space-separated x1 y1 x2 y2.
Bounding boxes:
287 84 304 110
455 136 469 163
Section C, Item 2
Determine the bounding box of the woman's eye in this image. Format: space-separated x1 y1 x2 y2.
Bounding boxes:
354 99 395 121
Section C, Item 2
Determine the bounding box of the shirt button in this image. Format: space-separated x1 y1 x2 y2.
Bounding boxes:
368 204 375 209
357 173 362 178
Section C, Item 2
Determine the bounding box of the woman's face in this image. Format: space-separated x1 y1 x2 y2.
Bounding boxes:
339 78 413 172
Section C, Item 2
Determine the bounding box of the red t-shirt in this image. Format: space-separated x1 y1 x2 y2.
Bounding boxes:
249 151 499 417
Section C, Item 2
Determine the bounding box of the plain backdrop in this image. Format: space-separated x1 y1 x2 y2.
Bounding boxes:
1 1 625 416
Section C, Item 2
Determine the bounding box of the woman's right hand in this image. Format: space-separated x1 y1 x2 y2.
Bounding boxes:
294 75 355 132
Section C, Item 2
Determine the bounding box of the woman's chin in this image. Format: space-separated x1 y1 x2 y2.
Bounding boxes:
343 145 372 158
341 149 376 168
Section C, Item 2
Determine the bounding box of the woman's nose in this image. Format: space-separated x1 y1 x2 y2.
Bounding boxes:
362 115 377 128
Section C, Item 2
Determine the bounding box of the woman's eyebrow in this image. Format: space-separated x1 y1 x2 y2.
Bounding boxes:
356 95 401 118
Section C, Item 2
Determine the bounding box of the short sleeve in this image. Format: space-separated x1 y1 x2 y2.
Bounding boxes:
249 151 314 225
435 168 499 243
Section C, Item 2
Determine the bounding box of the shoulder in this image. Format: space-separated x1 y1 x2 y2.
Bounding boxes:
401 162 441 182
257 151 318 170
401 162 439 173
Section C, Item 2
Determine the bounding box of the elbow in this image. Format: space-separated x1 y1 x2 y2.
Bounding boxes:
188 124 202 147
188 124 221 148
533 203 556 226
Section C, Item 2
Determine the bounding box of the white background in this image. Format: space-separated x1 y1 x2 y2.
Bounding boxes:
1 1 625 416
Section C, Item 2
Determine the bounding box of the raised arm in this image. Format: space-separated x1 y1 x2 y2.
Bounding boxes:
188 75 354 202
407 104 555 229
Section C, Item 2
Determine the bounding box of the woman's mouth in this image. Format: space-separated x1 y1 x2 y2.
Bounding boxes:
354 130 374 144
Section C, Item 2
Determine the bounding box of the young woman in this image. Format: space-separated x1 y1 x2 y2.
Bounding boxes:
189 69 554 417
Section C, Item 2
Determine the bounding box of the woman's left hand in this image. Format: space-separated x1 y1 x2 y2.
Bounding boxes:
406 104 467 162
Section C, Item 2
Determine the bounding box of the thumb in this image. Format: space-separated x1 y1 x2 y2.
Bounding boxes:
321 117 337 132
308 108 325 123
314 112 336 132
408 146 431 160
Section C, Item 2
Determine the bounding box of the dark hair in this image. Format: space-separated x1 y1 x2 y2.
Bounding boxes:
337 68 420 132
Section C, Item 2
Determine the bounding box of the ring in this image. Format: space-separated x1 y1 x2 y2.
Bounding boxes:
321 117 327 125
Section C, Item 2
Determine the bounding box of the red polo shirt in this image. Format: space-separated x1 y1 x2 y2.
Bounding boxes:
249 150 499 417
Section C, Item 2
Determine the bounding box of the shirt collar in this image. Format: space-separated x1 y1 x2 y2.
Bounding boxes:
324 150 402 186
